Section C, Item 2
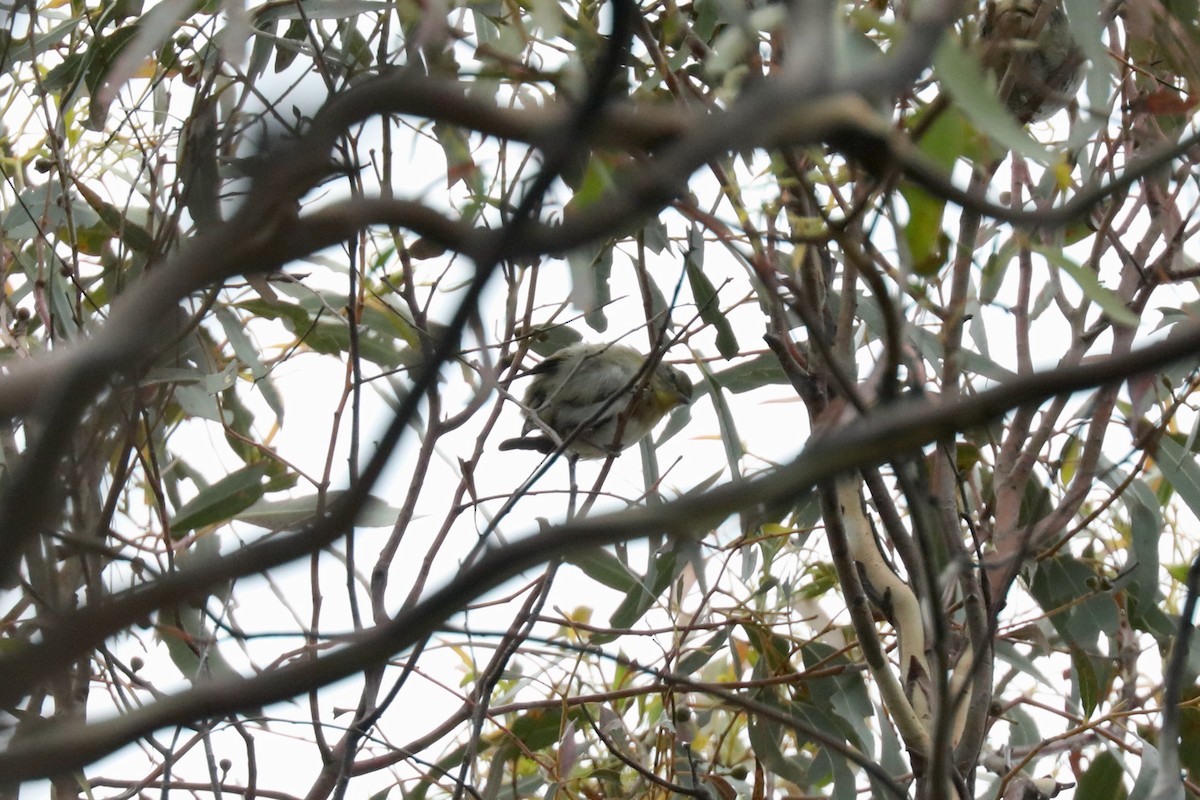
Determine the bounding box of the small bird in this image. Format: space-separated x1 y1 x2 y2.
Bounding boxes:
981 0 1086 123
499 342 694 459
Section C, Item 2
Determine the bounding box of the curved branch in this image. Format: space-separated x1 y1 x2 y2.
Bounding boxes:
825 480 933 757
2 73 1197 424
1149 549 1200 800
6 319 1200 780
837 479 930 688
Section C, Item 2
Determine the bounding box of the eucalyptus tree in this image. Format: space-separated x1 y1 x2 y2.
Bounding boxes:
0 1 1198 799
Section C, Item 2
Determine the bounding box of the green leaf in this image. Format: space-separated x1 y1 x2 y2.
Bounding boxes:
0 19 78 72
519 325 584 358
217 309 285 422
235 491 401 529
686 230 739 359
433 122 481 193
813 735 858 800
564 155 615 212
567 244 612 333
178 96 221 231
339 22 372 72
216 308 267 378
1076 750 1127 800
640 269 671 328
1062 0 1115 126
1098 458 1161 611
642 217 670 254
237 297 313 333
993 640 1055 687
1071 644 1099 718
1033 246 1139 327
219 385 257 462
1167 562 1193 584
898 107 967 275
932 39 1051 163
907 326 1015 382
711 353 790 393
602 546 680 639
697 346 744 475
676 628 730 675
158 604 241 684
800 562 839 599
980 240 1017 305
360 297 421 351
655 395 693 445
527 0 564 39
273 19 308 72
741 622 793 676
73 180 155 253
253 0 392 24
491 708 569 763
240 291 417 368
1004 704 1042 750
873 697 906 782
568 548 638 593
1153 435 1200 521
747 703 810 787
173 383 227 423
3 185 76 239
1029 556 1118 650
83 24 143 111
170 462 271 536
900 184 950 276
157 610 203 678
1180 686 1200 778
94 0 145 30
42 51 87 94
803 642 872 753
409 741 472 800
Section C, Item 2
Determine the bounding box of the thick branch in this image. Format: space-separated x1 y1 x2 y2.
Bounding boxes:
5 320 1200 779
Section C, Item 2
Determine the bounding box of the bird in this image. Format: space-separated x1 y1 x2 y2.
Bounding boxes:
499 342 694 459
980 0 1086 123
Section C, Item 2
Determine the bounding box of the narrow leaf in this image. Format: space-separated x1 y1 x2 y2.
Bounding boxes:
686 257 739 359
171 462 271 536
1035 246 1139 326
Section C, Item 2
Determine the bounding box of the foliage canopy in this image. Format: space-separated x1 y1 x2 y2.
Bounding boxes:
2 0 1200 798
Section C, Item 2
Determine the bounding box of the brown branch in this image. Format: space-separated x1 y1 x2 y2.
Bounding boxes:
6 316 1200 781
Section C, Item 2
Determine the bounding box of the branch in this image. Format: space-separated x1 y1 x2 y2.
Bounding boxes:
1148 549 1200 800
7 318 1200 780
833 478 933 749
